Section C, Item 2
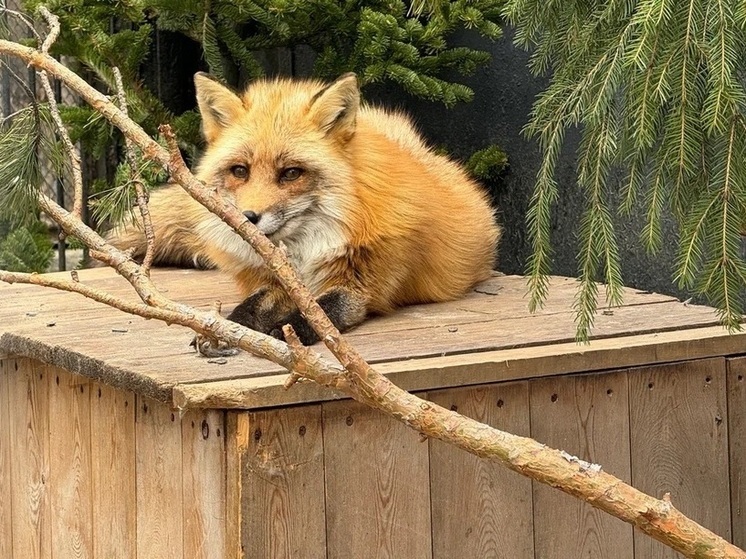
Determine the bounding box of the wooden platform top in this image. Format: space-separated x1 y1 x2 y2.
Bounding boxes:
0 267 742 409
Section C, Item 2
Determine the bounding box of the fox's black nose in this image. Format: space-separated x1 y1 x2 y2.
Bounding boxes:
243 210 260 224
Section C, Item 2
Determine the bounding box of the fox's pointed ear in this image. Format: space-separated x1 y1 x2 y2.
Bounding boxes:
308 73 360 139
194 72 244 143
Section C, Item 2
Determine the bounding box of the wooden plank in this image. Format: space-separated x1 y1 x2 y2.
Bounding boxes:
90 382 136 559
727 357 746 549
0 331 186 403
48 366 93 558
241 405 326 558
0 273 685 339
136 396 184 558
8 358 51 559
323 399 432 559
0 266 237 303
0 359 13 559
174 325 746 410
225 412 250 559
428 382 533 559
322 300 719 363
629 358 731 558
182 409 227 559
339 275 675 337
531 371 633 559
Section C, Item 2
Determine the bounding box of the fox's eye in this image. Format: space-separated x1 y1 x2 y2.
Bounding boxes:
231 165 249 179
280 167 304 182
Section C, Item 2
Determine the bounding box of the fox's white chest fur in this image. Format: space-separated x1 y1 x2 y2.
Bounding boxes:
196 209 348 294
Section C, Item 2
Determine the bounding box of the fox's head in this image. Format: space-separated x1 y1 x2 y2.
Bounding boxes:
193 72 360 246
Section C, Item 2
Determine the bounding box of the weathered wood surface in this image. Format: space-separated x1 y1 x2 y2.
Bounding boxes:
175 325 746 409
729 357 746 550
90 382 136 559
225 412 249 559
1 356 228 559
428 383 534 558
240 406 326 559
323 399 432 558
629 359 731 558
182 409 227 559
3 352 742 558
136 396 184 558
230 359 739 559
0 267 732 408
49 368 93 559
8 358 51 559
0 359 14 559
530 372 633 559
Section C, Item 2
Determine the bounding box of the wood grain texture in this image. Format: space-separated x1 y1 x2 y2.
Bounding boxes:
225 411 250 559
0 268 724 402
90 382 136 559
182 409 227 559
136 396 184 558
629 358 731 559
323 399 432 559
0 359 13 558
727 357 746 549
428 382 533 559
241 405 326 559
8 358 51 559
49 366 93 559
530 371 633 559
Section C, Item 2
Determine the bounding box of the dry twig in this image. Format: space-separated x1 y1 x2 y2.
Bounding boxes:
0 27 743 559
37 6 84 222
112 66 156 274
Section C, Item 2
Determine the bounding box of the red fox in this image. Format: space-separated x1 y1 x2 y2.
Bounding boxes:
109 72 501 345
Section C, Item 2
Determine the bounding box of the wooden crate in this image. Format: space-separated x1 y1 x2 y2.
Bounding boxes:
0 268 744 558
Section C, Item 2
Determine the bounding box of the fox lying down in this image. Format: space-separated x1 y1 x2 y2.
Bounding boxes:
110 72 502 346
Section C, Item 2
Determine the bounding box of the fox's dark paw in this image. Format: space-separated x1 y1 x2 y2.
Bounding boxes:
271 310 320 346
190 334 239 358
226 289 276 333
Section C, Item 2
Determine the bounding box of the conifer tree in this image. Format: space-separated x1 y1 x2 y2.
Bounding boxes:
21 0 504 149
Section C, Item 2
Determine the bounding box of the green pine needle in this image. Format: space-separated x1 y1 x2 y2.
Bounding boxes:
0 220 54 273
0 104 62 224
508 0 746 336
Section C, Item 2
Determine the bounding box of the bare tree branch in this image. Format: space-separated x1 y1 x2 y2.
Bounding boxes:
0 28 743 559
37 6 84 222
0 7 40 43
112 66 155 274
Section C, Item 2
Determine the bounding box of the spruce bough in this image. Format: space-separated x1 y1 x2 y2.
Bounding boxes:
504 0 746 337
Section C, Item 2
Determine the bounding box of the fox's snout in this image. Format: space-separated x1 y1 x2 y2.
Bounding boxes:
241 208 286 236
242 210 260 224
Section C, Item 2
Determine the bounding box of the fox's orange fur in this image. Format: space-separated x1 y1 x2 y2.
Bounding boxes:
110 72 501 344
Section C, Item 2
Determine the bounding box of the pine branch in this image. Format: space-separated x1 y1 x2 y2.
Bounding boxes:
574 115 624 340
508 0 746 335
698 117 746 330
